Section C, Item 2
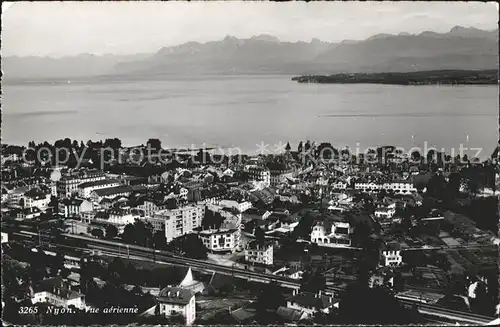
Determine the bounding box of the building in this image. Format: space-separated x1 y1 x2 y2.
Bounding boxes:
269 168 294 186
310 219 352 247
57 171 106 198
286 290 339 318
137 198 170 218
374 206 396 219
31 277 86 310
245 240 273 266
16 207 42 220
197 229 239 253
218 199 252 213
276 306 308 323
157 286 196 325
273 267 304 280
380 243 403 267
354 181 417 194
61 198 94 218
154 205 205 242
23 191 51 210
1 232 8 244
107 207 139 226
247 166 271 188
90 185 133 202
77 179 120 198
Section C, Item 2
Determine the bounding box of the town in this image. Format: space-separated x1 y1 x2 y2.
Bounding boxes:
1 139 499 325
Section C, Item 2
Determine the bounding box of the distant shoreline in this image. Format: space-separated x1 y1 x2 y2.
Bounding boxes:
292 70 499 85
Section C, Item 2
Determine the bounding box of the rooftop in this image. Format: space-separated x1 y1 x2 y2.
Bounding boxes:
93 185 133 197
157 286 193 305
78 179 119 189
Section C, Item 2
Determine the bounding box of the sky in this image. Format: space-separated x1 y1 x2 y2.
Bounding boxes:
2 1 498 57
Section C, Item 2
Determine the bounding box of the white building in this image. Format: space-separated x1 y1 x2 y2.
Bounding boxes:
157 286 196 325
90 185 133 202
1 232 8 244
57 171 106 198
77 179 120 199
380 243 403 267
218 199 252 213
61 198 94 218
310 219 351 247
197 229 239 253
107 207 139 226
355 181 417 194
31 277 86 310
270 170 294 186
154 205 205 242
331 181 348 190
137 199 170 218
273 267 304 280
245 241 273 265
24 192 51 210
286 290 339 318
247 166 271 188
374 207 396 219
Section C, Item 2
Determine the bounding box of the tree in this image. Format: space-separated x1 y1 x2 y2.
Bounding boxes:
300 269 326 293
105 225 119 240
304 140 311 153
254 226 266 243
338 282 419 324
166 234 208 260
298 141 303 153
152 231 167 250
60 268 71 279
285 142 291 152
154 304 160 317
122 220 154 247
257 281 285 311
90 229 104 239
146 138 162 150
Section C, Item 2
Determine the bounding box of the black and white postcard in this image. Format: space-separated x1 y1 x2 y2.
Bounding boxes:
1 1 499 326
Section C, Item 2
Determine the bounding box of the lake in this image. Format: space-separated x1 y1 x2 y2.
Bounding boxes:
2 75 498 158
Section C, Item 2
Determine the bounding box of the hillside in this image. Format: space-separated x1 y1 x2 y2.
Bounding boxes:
3 26 498 80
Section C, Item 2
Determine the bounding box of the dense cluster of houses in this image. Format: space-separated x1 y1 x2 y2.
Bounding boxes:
4 143 496 324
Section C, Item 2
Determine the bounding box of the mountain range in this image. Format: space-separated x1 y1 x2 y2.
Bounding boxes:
3 26 498 80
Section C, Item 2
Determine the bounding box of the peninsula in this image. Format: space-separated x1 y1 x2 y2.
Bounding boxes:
292 70 498 85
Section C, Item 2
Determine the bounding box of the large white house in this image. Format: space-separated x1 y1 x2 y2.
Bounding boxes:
61 198 94 218
286 290 339 318
57 171 106 198
31 277 86 310
380 243 403 267
107 207 139 226
245 240 273 266
218 199 252 213
23 191 51 210
355 181 416 194
310 219 351 247
77 179 120 198
374 206 396 219
154 204 205 242
157 286 196 325
197 229 239 253
246 166 271 188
